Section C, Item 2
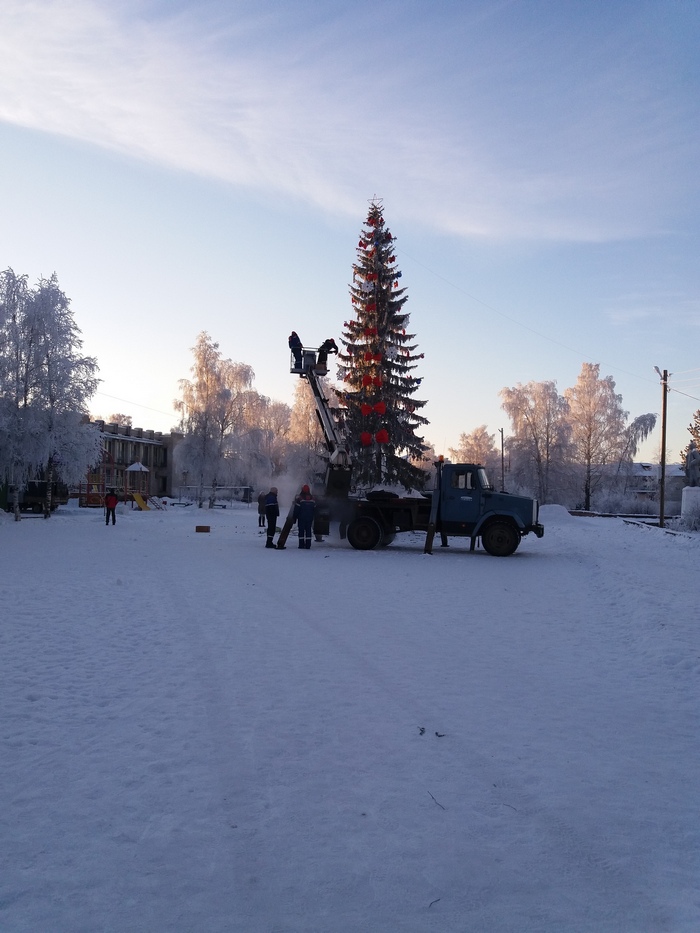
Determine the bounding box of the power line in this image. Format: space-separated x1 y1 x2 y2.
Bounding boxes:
396 245 664 389
669 387 700 402
93 390 176 421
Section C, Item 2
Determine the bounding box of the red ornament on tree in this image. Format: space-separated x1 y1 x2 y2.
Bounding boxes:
362 374 373 386
375 429 389 444
373 402 386 415
361 403 372 416
360 432 373 446
372 376 382 386
364 351 373 361
373 353 382 362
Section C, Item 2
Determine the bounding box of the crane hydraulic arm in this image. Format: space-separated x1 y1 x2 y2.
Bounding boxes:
289 345 353 496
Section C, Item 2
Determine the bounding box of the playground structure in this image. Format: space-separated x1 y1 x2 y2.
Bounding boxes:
131 493 170 511
79 454 157 509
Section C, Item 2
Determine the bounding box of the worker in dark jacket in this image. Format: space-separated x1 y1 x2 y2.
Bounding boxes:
288 331 303 369
105 488 118 526
257 491 266 527
317 338 338 368
293 484 316 549
264 487 279 548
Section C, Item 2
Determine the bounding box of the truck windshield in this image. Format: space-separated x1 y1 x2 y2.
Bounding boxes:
478 468 494 490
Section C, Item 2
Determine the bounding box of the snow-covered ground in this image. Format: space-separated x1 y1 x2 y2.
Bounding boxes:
2 499 699 932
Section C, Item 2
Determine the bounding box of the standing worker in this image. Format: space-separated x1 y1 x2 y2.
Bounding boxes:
105 488 118 526
264 487 279 549
293 484 316 549
257 490 266 528
288 331 303 369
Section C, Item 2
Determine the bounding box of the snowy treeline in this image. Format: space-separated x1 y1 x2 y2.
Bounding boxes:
176 335 660 510
451 363 657 510
0 269 101 519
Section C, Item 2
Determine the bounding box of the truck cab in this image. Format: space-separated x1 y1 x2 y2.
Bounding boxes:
436 462 543 555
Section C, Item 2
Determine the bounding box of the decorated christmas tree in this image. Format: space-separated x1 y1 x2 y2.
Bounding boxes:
337 200 428 490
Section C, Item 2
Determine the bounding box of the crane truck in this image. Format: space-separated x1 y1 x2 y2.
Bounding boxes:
277 347 544 556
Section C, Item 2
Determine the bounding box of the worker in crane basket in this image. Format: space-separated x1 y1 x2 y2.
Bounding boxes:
288 331 303 369
317 338 338 368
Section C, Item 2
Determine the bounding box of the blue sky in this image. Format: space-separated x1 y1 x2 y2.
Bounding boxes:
1 0 698 462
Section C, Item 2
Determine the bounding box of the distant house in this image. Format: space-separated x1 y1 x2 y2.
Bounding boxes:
627 462 657 498
626 462 686 503
80 421 184 506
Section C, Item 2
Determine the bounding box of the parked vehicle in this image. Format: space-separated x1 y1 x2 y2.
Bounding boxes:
2 481 70 514
343 459 543 556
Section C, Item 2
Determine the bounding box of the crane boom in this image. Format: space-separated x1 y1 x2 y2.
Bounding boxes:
292 347 352 496
306 366 347 462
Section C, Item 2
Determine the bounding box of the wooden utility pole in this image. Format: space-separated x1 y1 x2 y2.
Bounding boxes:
654 367 669 528
499 428 505 491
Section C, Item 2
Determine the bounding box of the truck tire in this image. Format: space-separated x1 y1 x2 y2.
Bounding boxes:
347 516 383 550
481 521 519 557
379 532 395 547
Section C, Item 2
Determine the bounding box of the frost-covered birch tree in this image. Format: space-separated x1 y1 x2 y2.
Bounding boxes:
0 269 43 516
448 425 500 473
30 274 101 514
175 332 261 505
500 380 571 502
564 363 629 510
175 332 230 506
286 379 326 483
0 269 100 519
244 395 291 480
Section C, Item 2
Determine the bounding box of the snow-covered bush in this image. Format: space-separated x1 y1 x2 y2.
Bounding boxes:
673 505 700 532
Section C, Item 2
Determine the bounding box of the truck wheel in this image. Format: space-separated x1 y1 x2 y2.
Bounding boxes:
482 521 519 556
379 532 395 547
347 516 383 550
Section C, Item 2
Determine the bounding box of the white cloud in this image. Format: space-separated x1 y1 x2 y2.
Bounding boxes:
0 0 696 242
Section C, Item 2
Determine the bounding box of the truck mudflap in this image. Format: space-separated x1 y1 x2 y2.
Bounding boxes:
533 523 545 538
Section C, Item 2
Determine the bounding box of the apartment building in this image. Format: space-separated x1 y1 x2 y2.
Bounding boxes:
81 421 184 506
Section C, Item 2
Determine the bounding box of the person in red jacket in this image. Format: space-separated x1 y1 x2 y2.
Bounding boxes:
105 488 118 526
293 484 316 549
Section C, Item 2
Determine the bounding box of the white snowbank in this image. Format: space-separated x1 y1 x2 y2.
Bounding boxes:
539 503 577 524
